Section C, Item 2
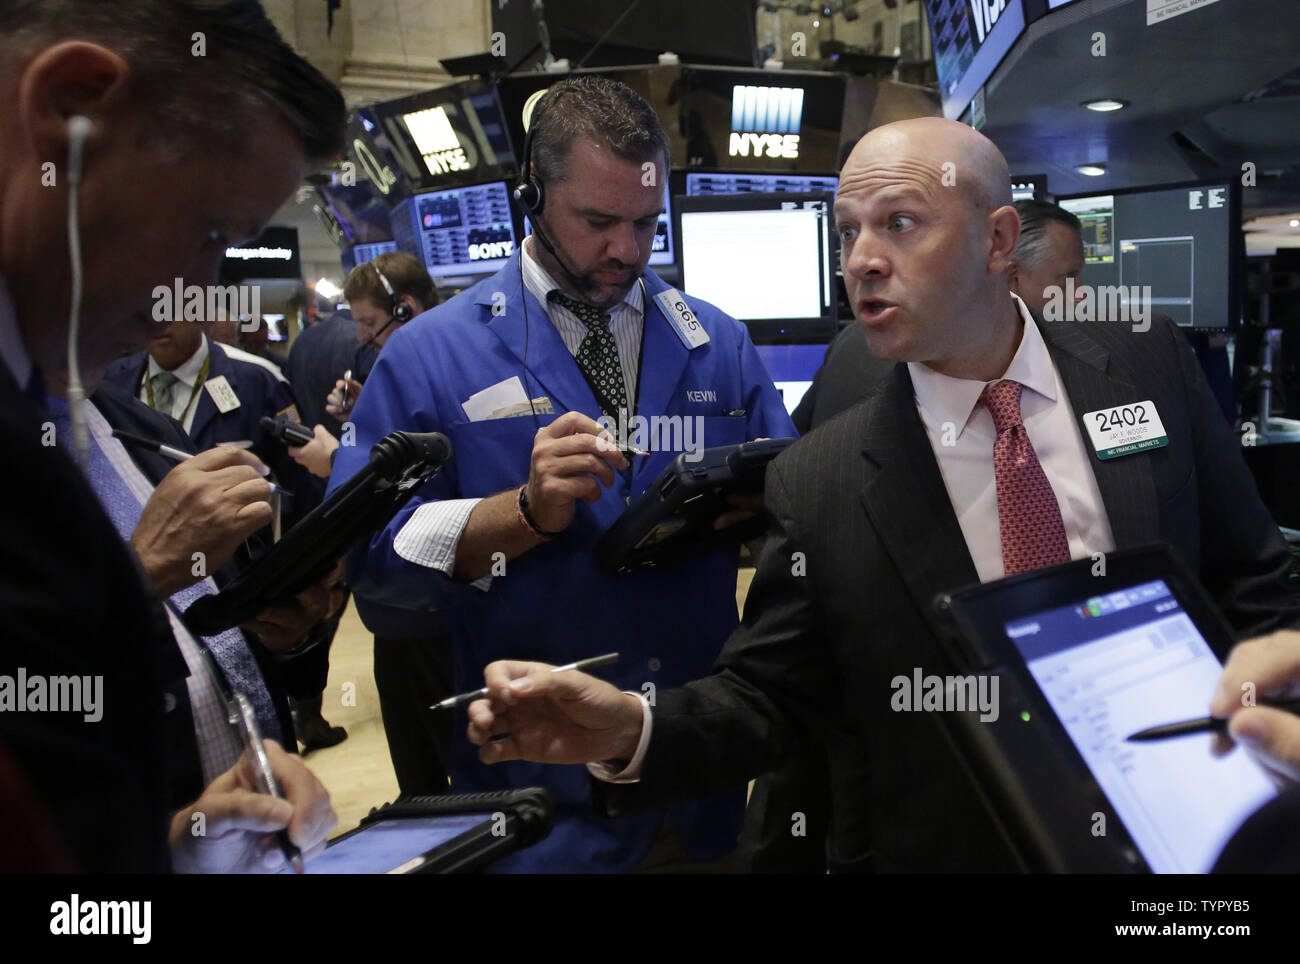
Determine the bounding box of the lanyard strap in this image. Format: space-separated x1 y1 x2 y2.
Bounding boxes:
144 353 211 421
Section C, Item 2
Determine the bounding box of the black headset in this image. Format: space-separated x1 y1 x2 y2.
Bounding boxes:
512 111 545 216
372 263 414 324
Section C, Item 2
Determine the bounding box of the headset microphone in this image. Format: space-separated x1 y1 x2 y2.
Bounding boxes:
65 114 94 464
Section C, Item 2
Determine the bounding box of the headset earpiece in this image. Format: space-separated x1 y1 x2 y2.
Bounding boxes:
512 109 544 216
66 115 93 186
372 264 412 324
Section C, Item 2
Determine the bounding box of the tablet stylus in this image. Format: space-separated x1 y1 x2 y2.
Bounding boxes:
431 652 620 710
1125 696 1300 741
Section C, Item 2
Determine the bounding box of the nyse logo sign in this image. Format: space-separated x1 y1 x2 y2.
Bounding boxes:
1188 188 1226 209
970 0 1009 45
728 85 804 160
404 106 472 177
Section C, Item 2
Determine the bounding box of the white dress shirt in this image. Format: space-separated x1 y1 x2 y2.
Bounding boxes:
594 293 1119 783
908 294 1115 583
392 238 648 584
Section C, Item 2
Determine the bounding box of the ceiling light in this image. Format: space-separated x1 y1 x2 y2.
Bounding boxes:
1291 219 1299 228
315 278 341 300
1082 98 1127 112
1076 164 1107 177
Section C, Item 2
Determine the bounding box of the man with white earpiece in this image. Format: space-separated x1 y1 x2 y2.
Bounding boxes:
0 0 347 873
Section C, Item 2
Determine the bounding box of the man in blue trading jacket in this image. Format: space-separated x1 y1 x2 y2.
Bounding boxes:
331 76 794 872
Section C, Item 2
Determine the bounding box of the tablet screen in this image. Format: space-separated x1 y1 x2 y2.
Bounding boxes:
1003 578 1277 873
286 813 492 874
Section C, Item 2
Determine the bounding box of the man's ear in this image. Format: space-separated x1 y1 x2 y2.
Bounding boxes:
17 41 130 167
986 204 1021 276
399 294 420 319
1006 260 1022 297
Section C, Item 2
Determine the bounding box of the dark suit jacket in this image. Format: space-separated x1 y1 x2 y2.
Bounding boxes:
791 323 895 435
102 338 323 528
0 366 179 871
599 311 1300 871
286 310 357 437
92 382 331 794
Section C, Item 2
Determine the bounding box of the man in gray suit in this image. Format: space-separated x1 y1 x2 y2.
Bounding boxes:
462 117 1299 871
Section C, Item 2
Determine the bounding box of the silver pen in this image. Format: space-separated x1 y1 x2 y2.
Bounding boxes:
431 652 621 710
228 691 304 873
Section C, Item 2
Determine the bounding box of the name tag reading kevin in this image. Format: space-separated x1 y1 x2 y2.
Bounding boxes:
1083 400 1168 460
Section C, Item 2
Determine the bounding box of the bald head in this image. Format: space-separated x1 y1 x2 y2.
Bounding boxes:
840 117 1012 215
834 116 1025 380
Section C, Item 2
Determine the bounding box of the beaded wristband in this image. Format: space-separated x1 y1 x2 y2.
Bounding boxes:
516 484 561 540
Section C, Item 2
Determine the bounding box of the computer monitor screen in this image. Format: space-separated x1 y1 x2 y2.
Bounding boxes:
923 0 1027 120
368 82 516 193
392 181 518 283
1058 181 1240 331
676 191 836 343
342 241 399 274
1003 577 1276 873
684 172 839 196
262 314 288 342
754 342 828 414
317 181 393 246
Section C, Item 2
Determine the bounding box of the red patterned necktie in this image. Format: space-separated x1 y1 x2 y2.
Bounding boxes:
980 379 1071 576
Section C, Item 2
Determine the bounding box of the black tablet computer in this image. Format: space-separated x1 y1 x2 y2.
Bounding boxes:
281 788 553 875
595 437 795 574
183 431 451 637
932 544 1279 873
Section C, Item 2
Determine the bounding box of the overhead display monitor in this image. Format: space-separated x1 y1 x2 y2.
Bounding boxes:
223 227 300 281
317 180 394 246
1057 181 1241 332
676 191 836 343
685 171 839 196
342 240 399 275
363 82 517 194
495 67 686 170
681 68 846 173
923 0 1027 120
391 180 518 285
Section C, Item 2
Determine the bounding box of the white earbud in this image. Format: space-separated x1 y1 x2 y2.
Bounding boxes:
66 115 92 185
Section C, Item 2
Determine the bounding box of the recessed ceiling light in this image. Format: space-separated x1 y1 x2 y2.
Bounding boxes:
1076 164 1107 176
1290 219 1299 228
1082 99 1127 112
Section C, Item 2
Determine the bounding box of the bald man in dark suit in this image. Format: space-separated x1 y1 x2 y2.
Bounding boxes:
464 117 1299 871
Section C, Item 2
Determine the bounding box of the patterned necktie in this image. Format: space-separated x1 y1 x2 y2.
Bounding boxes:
980 379 1071 576
548 290 629 422
150 371 179 416
45 399 282 743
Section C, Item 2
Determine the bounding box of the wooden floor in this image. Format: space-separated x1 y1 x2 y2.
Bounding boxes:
303 568 757 834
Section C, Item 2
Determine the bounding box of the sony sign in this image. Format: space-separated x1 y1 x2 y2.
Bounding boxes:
728 85 804 160
969 0 1009 45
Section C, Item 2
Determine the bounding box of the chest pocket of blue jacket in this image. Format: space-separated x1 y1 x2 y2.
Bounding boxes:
697 414 751 452
448 414 557 493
